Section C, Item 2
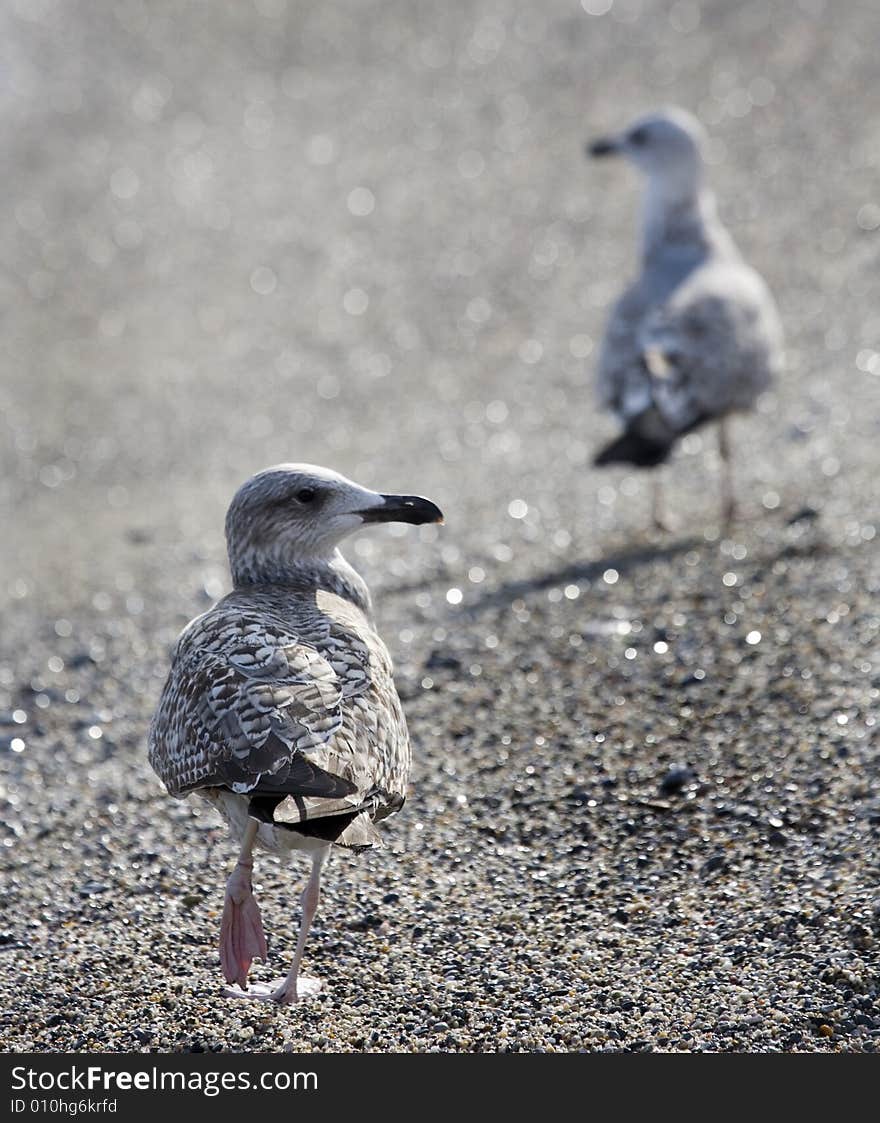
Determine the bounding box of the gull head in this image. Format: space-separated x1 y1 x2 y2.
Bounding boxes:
225 463 443 583
588 107 706 189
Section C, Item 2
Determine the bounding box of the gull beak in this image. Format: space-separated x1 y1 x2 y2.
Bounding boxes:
587 136 622 158
359 494 444 526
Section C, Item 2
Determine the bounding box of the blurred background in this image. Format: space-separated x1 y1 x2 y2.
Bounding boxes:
2 0 880 1053
3 0 879 610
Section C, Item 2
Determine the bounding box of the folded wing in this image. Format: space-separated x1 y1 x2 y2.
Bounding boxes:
148 602 406 830
638 260 782 433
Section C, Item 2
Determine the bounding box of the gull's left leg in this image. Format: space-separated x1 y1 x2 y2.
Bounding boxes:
225 846 329 1005
718 417 736 527
269 848 328 1004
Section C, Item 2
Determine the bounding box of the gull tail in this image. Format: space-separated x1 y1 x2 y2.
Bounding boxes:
594 407 677 469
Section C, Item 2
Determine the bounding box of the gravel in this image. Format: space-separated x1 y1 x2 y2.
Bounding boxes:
1 0 879 1053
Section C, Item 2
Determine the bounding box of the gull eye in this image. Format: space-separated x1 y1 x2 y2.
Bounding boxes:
296 487 317 504
629 126 649 147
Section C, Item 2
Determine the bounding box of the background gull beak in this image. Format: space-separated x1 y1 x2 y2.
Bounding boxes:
359 494 444 526
587 136 622 158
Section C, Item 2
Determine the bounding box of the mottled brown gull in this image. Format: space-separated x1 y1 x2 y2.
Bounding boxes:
148 464 443 1003
587 108 784 528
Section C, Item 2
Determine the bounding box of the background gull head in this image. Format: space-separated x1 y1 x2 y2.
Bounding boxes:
588 107 707 194
224 463 443 584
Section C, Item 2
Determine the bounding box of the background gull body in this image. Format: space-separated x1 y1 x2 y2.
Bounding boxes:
590 107 784 528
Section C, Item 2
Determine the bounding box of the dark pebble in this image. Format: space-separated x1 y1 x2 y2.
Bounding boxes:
660 765 696 794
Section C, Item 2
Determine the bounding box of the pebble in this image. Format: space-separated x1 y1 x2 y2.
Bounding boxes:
659 766 696 795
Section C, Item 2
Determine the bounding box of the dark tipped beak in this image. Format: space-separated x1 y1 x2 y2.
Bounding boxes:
587 136 621 158
359 494 444 526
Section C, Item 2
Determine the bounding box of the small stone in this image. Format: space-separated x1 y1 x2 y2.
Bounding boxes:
78 882 110 897
660 765 696 794
848 923 873 949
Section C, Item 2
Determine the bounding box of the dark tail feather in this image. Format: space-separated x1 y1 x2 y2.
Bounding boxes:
594 428 673 468
594 404 692 468
246 796 381 851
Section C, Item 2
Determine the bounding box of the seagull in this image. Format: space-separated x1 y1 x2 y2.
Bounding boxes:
587 107 783 529
148 464 443 1004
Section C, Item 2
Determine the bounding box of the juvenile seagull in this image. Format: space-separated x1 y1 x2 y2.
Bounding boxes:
587 108 783 528
148 464 443 1003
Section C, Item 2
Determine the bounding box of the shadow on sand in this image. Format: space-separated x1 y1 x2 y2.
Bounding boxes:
460 536 703 617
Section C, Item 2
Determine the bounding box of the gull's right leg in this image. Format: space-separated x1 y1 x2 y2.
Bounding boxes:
651 474 671 533
219 819 267 990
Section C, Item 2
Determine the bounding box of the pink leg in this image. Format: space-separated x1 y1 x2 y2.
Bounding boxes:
219 822 267 989
719 418 736 527
271 850 326 1004
224 848 328 1005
